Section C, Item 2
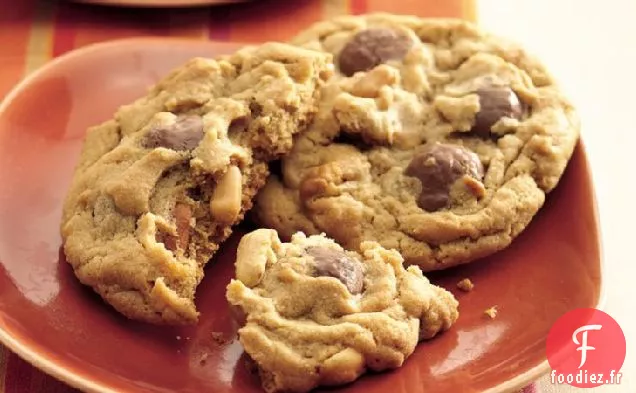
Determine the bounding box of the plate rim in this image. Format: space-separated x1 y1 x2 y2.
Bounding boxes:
68 0 250 8
0 37 606 393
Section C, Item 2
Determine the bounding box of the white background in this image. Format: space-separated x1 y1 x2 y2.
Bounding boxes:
477 0 636 391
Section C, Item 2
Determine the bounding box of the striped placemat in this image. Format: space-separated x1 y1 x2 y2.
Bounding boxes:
0 0 475 99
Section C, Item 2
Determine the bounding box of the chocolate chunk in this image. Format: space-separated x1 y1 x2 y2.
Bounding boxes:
338 28 413 76
405 143 484 211
472 86 523 137
143 116 205 151
156 203 192 252
306 246 364 294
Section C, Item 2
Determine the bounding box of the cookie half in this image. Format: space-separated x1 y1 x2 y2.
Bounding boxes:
61 43 332 324
226 229 458 393
254 14 580 271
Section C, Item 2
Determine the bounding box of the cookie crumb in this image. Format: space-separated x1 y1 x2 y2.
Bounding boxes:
484 306 498 319
211 332 228 346
457 278 474 292
199 353 209 365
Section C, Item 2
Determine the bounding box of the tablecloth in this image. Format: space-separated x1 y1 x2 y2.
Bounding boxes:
0 0 538 391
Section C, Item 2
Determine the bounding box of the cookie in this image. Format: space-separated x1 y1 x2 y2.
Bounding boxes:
254 14 580 271
226 229 458 393
60 43 332 324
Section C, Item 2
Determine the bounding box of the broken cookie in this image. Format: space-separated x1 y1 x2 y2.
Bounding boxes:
226 229 459 393
60 43 332 325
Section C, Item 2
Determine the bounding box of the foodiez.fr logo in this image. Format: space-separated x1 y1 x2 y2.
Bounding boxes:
546 308 626 388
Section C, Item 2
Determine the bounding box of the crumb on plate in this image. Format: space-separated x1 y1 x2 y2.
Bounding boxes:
211 332 228 346
457 278 474 292
484 306 498 319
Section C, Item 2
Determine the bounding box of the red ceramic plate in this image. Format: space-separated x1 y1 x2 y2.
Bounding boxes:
0 38 603 393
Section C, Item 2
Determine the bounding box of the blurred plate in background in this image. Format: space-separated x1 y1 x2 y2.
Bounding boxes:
69 0 249 7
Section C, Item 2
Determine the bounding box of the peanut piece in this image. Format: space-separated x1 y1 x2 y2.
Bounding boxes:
235 229 281 288
376 87 394 111
462 175 486 199
209 166 243 224
433 94 481 133
320 348 365 384
351 65 399 98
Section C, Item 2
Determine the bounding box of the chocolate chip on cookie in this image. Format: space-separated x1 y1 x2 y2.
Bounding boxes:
306 246 364 294
472 86 523 137
405 143 484 211
157 203 192 252
143 116 205 151
338 28 413 76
